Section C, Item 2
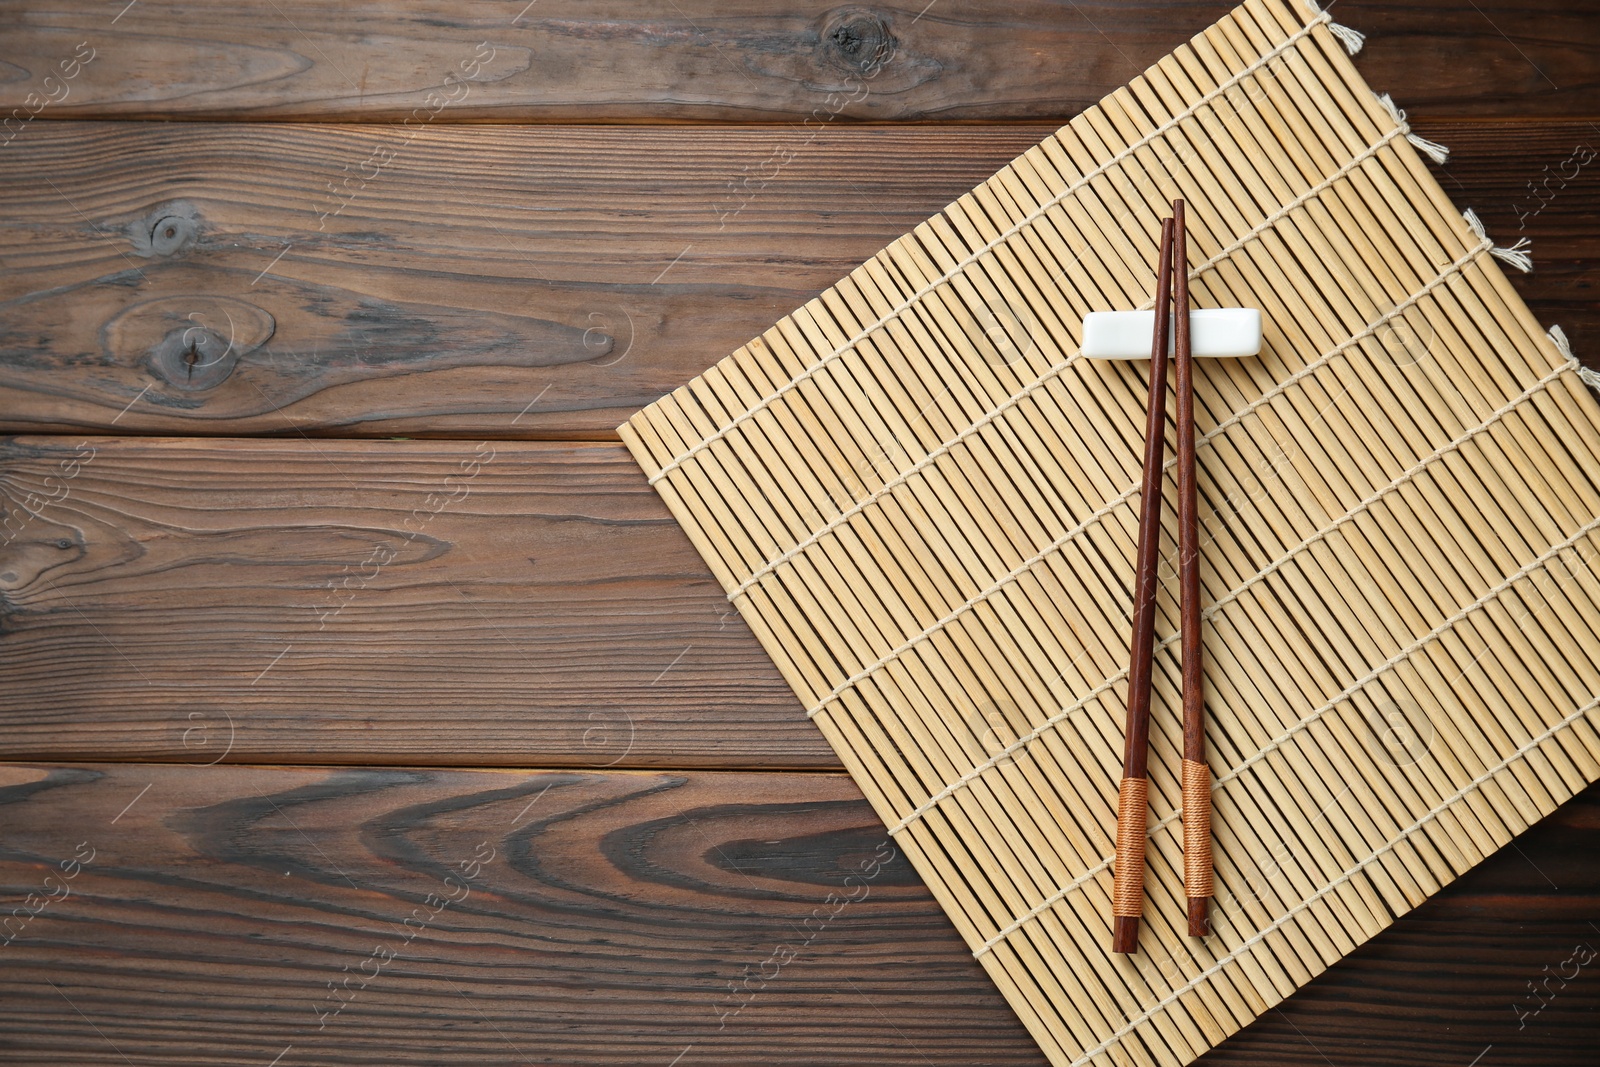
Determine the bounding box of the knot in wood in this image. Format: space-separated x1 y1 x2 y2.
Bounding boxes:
821 8 895 76
147 323 239 391
110 296 273 394
131 199 201 257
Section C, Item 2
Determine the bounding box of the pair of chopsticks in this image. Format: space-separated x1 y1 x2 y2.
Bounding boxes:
1111 199 1213 955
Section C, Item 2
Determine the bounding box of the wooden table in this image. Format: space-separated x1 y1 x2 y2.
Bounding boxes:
1 2 1596 1063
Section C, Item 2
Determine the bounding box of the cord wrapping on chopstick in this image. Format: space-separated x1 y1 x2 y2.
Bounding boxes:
1112 778 1151 917
1181 759 1215 898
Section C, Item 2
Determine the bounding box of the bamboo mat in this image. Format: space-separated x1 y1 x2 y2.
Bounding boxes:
618 0 1600 1062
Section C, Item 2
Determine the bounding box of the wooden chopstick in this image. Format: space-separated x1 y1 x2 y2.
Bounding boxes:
1172 197 1213 938
1111 215 1175 955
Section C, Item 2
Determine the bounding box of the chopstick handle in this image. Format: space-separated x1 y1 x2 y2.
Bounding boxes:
1111 216 1175 955
1172 199 1213 937
1182 757 1213 934
1111 776 1148 953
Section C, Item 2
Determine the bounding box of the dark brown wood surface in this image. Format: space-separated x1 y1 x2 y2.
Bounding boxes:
2 0 1597 1063
0 122 1050 436
0 435 816 767
0 764 1595 1065
0 0 1593 120
0 121 1595 437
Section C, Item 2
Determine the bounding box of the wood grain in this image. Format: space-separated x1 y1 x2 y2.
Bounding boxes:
0 0 1594 121
1 120 1595 438
0 763 1039 1066
0 435 822 767
1 2 1594 1062
0 121 1051 437
0 763 1594 1066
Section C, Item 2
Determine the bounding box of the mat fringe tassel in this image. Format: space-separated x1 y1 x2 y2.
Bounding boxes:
1551 325 1600 389
1328 20 1365 53
1376 93 1450 164
1463 207 1533 272
1304 0 1365 53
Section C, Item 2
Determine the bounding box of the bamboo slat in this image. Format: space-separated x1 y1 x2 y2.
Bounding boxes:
618 1 1600 1063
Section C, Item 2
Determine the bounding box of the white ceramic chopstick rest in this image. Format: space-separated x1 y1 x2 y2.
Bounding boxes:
1082 308 1262 360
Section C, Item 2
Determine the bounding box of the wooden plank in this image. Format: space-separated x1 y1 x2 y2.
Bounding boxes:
0 121 1051 437
0 763 1594 1065
0 1 1594 122
0 436 823 767
1 120 1594 438
0 763 1041 1065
